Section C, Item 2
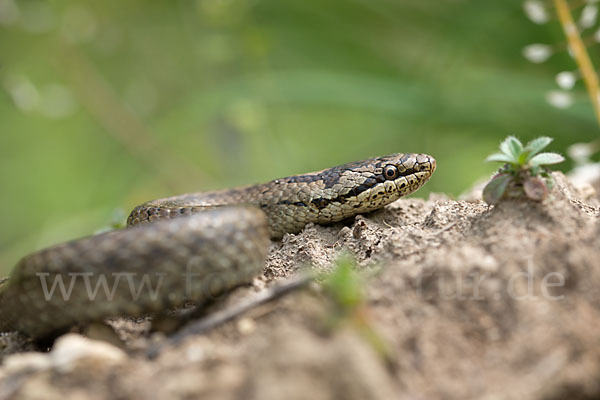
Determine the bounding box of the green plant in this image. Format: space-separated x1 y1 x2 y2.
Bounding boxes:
321 255 364 316
321 256 391 363
523 0 600 127
483 136 565 204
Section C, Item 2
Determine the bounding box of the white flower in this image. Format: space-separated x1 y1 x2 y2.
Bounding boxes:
546 91 574 109
555 71 577 90
523 0 549 24
579 4 598 29
3 74 40 112
522 44 552 63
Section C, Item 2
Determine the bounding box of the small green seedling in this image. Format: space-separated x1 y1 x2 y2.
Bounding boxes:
483 136 565 205
321 255 364 317
321 256 392 364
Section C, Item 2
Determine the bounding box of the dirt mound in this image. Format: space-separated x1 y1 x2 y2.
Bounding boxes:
1 173 599 400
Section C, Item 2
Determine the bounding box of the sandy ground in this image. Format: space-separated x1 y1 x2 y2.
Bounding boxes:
1 172 599 400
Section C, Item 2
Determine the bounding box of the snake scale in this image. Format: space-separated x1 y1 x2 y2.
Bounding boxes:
0 153 436 339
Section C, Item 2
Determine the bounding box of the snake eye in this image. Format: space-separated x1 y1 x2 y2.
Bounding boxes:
384 165 399 180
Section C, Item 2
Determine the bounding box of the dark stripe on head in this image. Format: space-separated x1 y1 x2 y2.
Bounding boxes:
285 171 343 189
306 178 380 210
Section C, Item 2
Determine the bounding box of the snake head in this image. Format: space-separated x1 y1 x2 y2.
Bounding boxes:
297 152 437 220
374 153 437 196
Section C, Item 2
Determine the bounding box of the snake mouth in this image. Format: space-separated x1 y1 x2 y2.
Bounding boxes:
397 153 436 179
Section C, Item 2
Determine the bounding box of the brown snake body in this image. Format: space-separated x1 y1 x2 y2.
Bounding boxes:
0 153 436 338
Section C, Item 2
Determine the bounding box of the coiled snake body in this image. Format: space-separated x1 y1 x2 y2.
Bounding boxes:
0 153 436 338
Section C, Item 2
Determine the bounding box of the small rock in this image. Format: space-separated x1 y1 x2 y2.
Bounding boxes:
3 352 52 374
50 334 127 372
237 318 256 335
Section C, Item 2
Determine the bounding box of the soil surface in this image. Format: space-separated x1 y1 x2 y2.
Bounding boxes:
1 172 599 400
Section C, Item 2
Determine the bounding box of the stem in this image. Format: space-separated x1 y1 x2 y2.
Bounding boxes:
553 0 600 128
146 273 314 359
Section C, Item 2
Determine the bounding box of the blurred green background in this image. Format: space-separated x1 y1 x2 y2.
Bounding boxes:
1 0 598 274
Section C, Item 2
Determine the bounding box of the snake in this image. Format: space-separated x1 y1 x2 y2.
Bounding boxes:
0 153 436 339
